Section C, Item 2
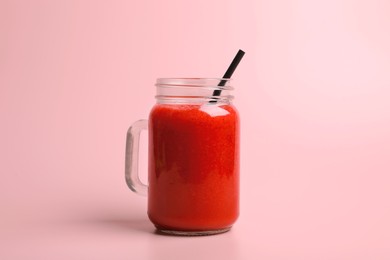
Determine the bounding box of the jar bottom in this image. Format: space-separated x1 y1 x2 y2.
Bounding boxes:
155 226 231 236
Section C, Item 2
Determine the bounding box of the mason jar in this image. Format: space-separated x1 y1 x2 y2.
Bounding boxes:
125 78 240 236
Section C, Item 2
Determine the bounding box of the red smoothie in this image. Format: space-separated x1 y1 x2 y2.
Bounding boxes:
147 103 239 232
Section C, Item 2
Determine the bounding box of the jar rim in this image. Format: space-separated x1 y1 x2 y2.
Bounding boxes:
156 77 232 81
156 78 233 90
155 78 234 104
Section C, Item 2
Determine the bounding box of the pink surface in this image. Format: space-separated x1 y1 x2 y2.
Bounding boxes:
1 0 390 259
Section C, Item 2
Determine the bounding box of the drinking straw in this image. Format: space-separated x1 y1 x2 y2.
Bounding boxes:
211 49 245 99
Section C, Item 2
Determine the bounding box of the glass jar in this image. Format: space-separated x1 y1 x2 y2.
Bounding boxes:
126 78 239 236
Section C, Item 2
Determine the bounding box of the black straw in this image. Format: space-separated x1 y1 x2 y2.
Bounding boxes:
211 49 245 99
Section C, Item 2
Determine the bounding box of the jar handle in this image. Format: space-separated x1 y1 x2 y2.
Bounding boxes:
125 119 148 196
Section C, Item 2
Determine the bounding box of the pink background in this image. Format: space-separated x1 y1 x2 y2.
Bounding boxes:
1 0 390 259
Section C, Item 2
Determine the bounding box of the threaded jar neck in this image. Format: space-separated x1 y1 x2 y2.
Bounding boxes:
155 78 234 104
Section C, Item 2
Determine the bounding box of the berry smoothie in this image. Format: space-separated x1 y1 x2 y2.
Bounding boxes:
147 103 239 232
